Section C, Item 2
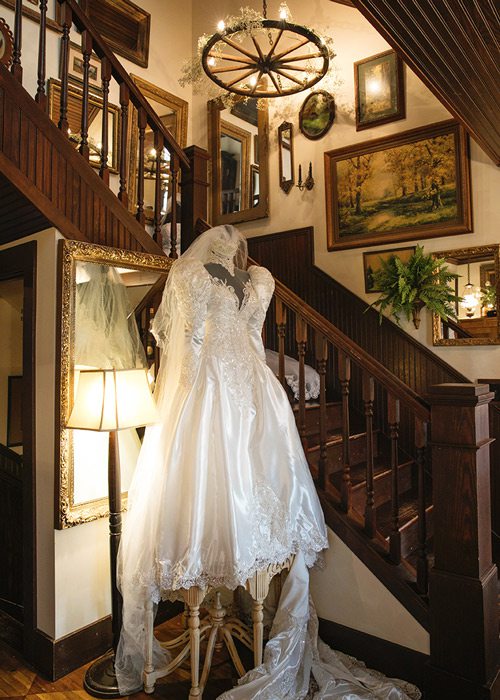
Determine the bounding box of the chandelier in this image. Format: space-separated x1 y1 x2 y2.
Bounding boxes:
198 2 331 99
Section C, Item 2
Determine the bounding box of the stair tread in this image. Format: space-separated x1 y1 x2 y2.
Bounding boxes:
329 455 413 489
376 488 433 537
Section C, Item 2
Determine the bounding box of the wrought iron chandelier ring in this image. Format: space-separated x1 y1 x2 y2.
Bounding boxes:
201 19 330 98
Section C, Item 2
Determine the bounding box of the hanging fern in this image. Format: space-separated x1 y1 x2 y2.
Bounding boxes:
368 245 462 327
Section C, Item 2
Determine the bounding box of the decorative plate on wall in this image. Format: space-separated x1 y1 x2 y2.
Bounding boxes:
0 17 14 68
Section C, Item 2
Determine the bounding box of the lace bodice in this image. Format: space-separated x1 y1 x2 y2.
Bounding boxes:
169 259 275 403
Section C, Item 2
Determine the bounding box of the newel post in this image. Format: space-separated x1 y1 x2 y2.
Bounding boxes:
181 145 210 252
426 383 500 700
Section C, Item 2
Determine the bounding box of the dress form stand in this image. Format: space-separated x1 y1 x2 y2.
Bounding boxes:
143 556 294 698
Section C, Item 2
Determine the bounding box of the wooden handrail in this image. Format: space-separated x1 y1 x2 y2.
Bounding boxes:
56 0 190 170
195 218 429 421
272 277 430 421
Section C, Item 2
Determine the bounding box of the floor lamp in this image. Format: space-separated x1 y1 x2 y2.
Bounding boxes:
67 368 160 698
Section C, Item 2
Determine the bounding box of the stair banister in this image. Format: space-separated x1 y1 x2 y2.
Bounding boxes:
273 277 430 422
56 0 189 171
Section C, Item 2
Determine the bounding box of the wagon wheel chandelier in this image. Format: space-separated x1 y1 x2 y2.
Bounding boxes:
201 2 330 98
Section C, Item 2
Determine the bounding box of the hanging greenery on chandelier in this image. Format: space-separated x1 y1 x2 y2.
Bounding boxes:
180 4 335 107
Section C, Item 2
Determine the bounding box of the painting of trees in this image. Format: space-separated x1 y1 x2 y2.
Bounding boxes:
325 121 472 250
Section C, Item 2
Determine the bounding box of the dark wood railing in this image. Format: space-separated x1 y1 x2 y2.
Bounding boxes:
6 0 190 257
270 274 431 592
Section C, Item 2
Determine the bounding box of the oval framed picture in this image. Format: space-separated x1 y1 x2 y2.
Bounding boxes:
299 90 335 140
0 18 14 68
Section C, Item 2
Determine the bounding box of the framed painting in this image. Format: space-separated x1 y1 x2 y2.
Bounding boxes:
299 90 335 140
325 120 472 251
363 246 416 293
62 41 102 90
355 49 405 130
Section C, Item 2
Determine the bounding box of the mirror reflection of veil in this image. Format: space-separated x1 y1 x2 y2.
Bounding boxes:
75 263 146 370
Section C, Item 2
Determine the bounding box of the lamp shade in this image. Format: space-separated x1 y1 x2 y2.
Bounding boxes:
67 368 160 431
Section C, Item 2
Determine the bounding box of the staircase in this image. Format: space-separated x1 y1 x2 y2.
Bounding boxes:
1 0 498 694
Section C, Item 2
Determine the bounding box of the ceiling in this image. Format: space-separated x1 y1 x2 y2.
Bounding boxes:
334 0 500 165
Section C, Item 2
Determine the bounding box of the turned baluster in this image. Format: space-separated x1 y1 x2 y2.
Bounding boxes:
99 57 111 185
35 0 48 109
153 130 163 249
296 316 307 441
57 2 72 132
388 394 401 563
315 332 328 490
169 153 179 258
363 373 376 538
275 297 287 389
136 106 147 226
79 30 92 161
338 350 352 512
415 417 428 593
11 0 22 82
118 83 130 206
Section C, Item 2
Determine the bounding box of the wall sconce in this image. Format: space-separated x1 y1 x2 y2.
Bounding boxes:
297 162 314 191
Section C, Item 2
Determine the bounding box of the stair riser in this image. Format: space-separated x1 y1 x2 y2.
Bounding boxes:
325 433 379 473
296 404 343 437
351 462 413 511
390 507 434 559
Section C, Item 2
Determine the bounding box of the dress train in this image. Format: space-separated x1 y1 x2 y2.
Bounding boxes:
219 552 421 700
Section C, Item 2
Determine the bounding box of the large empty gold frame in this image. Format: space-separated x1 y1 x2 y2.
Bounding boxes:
143 557 294 698
56 240 172 528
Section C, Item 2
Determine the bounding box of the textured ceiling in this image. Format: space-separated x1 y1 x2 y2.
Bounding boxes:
350 0 500 164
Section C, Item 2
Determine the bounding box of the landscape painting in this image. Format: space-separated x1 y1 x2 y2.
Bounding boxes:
325 121 472 251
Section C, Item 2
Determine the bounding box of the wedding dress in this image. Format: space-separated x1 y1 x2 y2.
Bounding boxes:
115 225 421 700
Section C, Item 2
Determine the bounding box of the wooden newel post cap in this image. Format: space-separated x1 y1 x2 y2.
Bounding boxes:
425 382 494 405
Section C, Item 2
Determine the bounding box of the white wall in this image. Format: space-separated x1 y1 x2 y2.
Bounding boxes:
191 0 500 379
310 528 429 654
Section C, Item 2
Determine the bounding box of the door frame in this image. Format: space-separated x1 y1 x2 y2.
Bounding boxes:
0 242 37 657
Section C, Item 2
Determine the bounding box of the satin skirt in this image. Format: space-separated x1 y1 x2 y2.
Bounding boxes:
115 351 328 692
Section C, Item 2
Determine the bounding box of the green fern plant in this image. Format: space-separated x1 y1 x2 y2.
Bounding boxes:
368 245 461 328
480 282 496 310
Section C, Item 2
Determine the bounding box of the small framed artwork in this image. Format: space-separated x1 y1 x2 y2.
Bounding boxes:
299 90 335 140
363 246 416 293
230 99 258 127
63 41 102 89
480 262 496 288
355 49 405 131
325 119 472 251
7 375 23 447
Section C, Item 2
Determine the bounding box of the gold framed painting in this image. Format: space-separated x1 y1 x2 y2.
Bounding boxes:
363 246 416 293
325 119 472 251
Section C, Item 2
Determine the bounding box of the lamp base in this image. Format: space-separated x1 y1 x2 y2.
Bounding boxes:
83 649 142 698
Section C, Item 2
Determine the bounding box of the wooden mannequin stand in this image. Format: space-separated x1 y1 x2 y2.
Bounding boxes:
143 556 294 698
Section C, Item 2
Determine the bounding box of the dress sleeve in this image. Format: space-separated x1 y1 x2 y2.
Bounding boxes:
170 259 212 384
247 265 275 359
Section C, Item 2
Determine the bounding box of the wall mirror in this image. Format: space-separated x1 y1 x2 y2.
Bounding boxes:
128 75 188 229
56 240 171 528
278 121 294 194
432 244 500 346
208 97 269 225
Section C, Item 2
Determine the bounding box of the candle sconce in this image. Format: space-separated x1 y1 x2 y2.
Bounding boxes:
297 162 314 191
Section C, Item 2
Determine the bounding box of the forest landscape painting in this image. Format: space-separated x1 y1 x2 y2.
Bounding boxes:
325 121 472 250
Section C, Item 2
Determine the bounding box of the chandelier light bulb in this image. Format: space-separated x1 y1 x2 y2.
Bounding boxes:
249 75 258 87
278 3 290 20
207 56 216 67
217 19 225 32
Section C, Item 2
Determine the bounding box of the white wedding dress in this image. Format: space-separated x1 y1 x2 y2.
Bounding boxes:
115 226 421 700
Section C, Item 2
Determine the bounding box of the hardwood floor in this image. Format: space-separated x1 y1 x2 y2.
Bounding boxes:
0 614 244 700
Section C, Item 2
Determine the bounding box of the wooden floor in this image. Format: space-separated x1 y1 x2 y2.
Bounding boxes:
0 614 246 700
